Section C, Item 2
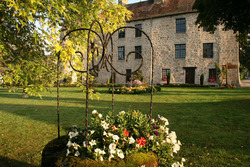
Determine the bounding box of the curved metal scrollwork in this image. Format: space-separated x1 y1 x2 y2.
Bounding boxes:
56 20 154 146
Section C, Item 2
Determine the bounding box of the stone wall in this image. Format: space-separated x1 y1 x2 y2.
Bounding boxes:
96 12 240 85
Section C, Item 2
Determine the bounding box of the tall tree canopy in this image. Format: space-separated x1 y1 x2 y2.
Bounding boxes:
193 0 250 34
0 0 131 97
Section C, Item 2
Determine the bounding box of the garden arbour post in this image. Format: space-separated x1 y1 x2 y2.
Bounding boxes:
56 20 155 147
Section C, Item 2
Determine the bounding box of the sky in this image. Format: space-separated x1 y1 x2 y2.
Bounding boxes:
116 0 147 4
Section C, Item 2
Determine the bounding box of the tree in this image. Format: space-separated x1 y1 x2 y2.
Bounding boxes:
0 0 131 97
193 0 250 72
193 0 250 34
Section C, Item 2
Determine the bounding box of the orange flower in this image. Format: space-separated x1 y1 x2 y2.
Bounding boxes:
123 129 129 137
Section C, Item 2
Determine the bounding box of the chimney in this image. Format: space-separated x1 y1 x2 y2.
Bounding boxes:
154 0 165 4
118 0 128 6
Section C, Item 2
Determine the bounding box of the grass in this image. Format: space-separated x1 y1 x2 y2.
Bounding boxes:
0 87 249 166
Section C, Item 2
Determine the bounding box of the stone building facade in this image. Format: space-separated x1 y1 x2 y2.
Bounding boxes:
96 0 240 85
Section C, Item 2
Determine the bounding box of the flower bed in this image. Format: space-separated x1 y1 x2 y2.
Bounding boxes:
109 85 161 94
55 110 185 166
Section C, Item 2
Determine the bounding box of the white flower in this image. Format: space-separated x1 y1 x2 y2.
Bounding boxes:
66 149 70 156
110 149 116 154
72 142 79 150
98 114 103 118
99 156 104 161
100 150 106 155
128 136 135 144
108 132 113 137
136 144 140 148
165 128 169 134
165 119 169 126
119 111 125 115
109 143 117 150
156 142 159 145
83 141 86 147
168 131 177 144
173 143 181 153
161 140 166 144
90 130 95 134
117 149 124 159
95 148 101 153
169 131 177 139
149 136 154 140
89 139 96 146
160 125 165 130
151 119 155 123
113 135 119 141
103 131 107 136
68 132 74 139
171 162 180 167
68 131 79 139
181 158 186 162
74 151 80 157
67 140 72 147
158 115 169 125
92 110 98 114
109 154 114 161
101 121 109 130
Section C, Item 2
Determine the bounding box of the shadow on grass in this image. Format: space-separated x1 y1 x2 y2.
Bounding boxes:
0 156 33 167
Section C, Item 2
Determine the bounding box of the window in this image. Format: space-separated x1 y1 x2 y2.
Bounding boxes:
175 44 186 58
135 24 142 37
162 69 170 81
176 18 186 33
203 43 213 58
209 69 216 82
118 29 125 38
118 46 125 60
135 46 142 59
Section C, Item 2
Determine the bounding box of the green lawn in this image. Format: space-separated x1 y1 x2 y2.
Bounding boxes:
0 87 249 166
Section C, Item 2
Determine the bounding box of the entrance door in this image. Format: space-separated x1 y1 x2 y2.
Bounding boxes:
126 69 131 83
185 68 195 84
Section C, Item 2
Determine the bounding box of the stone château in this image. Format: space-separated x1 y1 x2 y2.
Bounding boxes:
96 0 240 85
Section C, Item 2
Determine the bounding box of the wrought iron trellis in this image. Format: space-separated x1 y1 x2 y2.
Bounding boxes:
56 20 154 147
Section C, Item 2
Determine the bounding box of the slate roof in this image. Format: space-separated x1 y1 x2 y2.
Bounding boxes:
126 0 196 21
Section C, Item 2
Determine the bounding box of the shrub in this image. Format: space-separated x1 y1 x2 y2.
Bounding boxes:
167 72 171 85
200 74 204 86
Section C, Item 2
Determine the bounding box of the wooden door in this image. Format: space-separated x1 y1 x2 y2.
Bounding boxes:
185 68 195 84
126 69 131 83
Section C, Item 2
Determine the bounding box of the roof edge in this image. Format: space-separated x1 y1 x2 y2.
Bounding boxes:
127 11 198 23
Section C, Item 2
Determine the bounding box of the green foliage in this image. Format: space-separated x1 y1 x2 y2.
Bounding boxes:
1 0 132 97
131 70 144 82
193 0 250 34
215 62 227 86
200 74 204 86
167 72 171 85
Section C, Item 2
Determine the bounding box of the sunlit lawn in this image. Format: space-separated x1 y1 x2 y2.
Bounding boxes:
0 87 249 166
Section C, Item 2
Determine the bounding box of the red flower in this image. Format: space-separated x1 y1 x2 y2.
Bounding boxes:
123 129 129 137
137 137 146 146
110 125 116 131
